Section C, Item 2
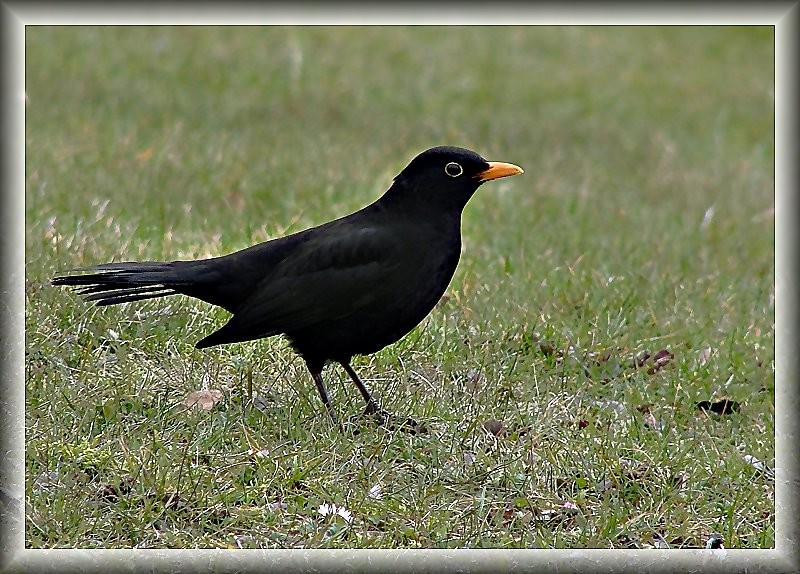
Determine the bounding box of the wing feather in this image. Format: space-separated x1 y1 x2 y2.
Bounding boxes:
196 224 406 347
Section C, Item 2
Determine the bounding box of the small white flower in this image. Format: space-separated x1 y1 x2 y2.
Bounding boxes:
368 484 382 499
318 503 353 522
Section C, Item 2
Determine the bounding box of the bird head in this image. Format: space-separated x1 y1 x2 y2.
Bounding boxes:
387 146 523 211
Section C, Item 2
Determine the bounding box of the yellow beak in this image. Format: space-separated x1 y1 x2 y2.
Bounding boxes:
476 161 524 182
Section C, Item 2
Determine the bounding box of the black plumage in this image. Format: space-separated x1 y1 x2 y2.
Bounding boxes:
52 146 523 425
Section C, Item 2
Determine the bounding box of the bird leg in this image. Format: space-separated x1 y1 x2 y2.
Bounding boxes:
339 361 383 416
309 370 343 430
339 361 425 433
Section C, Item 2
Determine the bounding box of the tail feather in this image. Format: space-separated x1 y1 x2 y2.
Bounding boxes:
52 262 184 306
85 287 178 306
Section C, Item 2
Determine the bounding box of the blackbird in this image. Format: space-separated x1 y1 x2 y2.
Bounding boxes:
52 146 523 426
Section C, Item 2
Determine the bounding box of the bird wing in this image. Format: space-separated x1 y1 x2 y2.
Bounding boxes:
198 221 407 346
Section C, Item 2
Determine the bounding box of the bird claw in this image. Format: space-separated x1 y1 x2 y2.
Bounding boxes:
356 407 426 434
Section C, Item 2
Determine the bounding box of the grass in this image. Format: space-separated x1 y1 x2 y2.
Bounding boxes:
23 25 774 549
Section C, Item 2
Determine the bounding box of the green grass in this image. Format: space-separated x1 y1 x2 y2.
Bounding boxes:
24 25 774 549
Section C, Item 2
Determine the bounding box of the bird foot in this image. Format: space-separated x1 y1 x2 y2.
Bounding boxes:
356 406 427 434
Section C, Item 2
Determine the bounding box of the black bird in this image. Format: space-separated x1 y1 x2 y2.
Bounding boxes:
52 146 523 426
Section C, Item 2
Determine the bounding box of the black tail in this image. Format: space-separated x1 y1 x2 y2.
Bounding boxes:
51 262 187 306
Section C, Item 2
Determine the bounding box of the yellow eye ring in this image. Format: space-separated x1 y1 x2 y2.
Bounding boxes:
445 162 463 177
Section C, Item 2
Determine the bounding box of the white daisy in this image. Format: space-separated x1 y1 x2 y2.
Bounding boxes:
318 503 353 522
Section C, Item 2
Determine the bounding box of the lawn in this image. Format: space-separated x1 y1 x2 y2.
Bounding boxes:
23 25 774 549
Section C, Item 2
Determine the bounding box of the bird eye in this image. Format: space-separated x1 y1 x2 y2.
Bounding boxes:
445 162 463 177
